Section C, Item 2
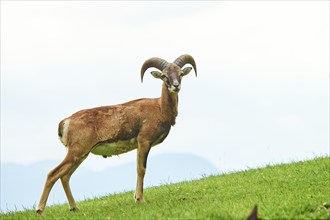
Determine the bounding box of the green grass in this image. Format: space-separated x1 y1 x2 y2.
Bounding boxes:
1 157 329 219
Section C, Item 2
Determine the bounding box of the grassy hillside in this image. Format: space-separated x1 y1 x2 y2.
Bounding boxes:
1 157 329 219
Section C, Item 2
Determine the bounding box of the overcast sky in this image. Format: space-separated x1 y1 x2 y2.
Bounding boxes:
1 1 329 172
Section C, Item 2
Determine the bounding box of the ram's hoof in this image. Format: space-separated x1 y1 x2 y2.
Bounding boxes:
70 207 79 212
36 208 43 215
134 195 145 203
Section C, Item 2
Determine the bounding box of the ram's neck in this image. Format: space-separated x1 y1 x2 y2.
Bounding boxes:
159 83 178 126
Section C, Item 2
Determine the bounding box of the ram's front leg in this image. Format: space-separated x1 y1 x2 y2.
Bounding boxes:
134 138 151 202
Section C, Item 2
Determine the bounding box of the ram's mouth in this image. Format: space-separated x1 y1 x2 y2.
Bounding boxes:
168 85 181 93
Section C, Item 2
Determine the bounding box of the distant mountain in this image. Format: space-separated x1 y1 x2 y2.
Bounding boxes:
0 153 218 213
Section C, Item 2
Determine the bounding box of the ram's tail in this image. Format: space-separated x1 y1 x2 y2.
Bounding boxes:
58 119 70 147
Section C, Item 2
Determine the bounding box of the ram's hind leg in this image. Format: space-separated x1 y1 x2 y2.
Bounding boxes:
36 146 88 215
61 154 88 211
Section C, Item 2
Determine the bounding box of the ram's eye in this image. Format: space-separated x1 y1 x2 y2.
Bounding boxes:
161 76 169 84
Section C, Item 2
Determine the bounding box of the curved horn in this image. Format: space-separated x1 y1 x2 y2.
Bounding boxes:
141 58 169 82
173 54 197 76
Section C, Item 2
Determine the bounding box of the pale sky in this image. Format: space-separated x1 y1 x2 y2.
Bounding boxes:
1 1 329 172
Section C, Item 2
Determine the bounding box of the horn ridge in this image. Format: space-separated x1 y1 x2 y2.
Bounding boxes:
173 54 197 76
140 58 169 82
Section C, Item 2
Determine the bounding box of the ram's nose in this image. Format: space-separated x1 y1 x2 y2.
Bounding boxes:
173 79 180 88
173 83 180 89
172 83 181 92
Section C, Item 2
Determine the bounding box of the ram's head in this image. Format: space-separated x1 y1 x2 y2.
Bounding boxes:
141 54 197 93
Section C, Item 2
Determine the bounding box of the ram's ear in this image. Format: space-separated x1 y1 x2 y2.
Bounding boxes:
181 67 192 76
151 71 163 79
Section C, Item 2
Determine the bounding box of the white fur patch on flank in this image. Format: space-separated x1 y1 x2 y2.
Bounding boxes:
91 138 138 157
60 119 70 147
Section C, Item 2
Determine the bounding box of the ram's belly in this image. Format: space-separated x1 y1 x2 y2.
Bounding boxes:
91 138 138 157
